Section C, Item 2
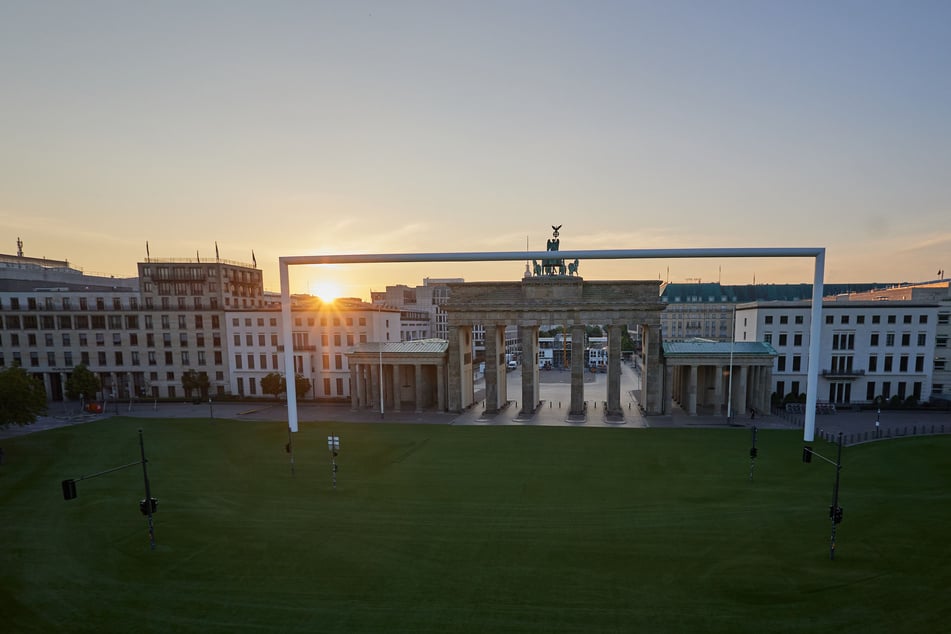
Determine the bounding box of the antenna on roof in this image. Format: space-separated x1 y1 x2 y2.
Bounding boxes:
17 237 24 257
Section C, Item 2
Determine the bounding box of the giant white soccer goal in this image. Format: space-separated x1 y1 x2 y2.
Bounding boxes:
279 247 825 441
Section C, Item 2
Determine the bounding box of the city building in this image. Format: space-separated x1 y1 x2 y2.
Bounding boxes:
736 298 940 407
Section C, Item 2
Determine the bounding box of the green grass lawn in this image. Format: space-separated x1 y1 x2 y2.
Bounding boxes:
2 418 950 633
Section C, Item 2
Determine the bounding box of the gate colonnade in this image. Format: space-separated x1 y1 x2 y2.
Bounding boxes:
442 276 665 420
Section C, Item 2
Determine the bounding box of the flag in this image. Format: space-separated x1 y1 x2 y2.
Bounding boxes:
146 241 150 262
252 250 257 268
215 241 219 261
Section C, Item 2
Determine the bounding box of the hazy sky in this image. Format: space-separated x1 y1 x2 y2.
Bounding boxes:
2 1 949 297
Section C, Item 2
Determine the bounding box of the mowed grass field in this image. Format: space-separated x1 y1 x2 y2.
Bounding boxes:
1 418 950 633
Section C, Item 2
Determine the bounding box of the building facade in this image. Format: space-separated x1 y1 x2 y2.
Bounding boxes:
736 299 940 406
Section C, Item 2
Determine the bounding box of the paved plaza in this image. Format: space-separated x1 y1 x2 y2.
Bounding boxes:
4 360 949 442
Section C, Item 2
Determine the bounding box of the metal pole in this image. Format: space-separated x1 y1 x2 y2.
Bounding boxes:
138 429 156 551
280 260 298 432
804 249 826 442
749 425 757 481
829 432 843 560
727 305 735 423
287 425 295 477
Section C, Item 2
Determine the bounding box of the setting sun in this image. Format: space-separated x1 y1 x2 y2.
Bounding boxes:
311 281 342 302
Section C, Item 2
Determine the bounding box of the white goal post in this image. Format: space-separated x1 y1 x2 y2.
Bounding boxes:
280 247 825 441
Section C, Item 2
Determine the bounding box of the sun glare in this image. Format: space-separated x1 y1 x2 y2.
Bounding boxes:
312 281 342 303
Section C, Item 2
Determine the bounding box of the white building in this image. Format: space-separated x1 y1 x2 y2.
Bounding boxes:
226 298 400 400
736 299 940 406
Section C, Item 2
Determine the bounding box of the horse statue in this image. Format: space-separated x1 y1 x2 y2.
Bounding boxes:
568 259 579 276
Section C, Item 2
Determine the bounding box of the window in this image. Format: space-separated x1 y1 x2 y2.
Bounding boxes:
97 351 107 365
113 333 122 345
334 334 341 346
792 355 802 372
359 317 366 326
96 333 105 346
148 351 157 366
777 356 786 371
840 315 849 324
778 333 788 346
825 315 833 324
764 333 772 344
781 316 790 325
919 314 927 324
323 377 331 396
214 351 223 365
793 333 803 347
866 382 876 401
181 351 190 365
887 315 896 324
856 315 864 324
258 334 266 346
884 356 893 372
62 333 71 346
901 333 910 346
47 351 56 366
917 333 926 346
903 315 912 324
334 354 343 369
899 356 908 372
235 355 242 369
870 333 879 346
246 334 253 346
322 355 330 370
249 378 257 395
915 356 924 372
165 352 173 365
765 315 774 325
272 354 278 369
132 351 140 366
247 355 254 369
271 333 278 346
195 315 204 329
886 333 895 346
81 352 90 365
336 378 344 395
260 354 267 369
868 356 877 372
872 315 881 324
163 333 172 347
347 334 354 346
180 332 188 346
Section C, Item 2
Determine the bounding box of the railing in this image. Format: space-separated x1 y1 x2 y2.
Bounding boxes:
821 368 866 378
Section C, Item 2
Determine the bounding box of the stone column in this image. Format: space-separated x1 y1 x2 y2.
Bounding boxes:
606 324 622 416
484 323 501 414
737 365 749 417
415 364 424 413
713 364 723 415
643 324 664 415
448 325 463 412
350 365 359 409
391 363 401 412
664 364 674 415
436 364 446 411
368 363 379 413
687 364 698 415
570 323 586 416
519 324 539 416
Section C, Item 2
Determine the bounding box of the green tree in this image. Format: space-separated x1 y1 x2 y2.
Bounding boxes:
0 366 48 426
181 369 210 399
586 325 603 338
294 374 311 398
261 372 284 399
65 364 101 401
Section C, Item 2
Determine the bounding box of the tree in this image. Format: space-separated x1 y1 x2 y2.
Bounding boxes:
65 364 101 401
181 369 210 399
0 366 48 426
261 372 284 399
294 373 311 398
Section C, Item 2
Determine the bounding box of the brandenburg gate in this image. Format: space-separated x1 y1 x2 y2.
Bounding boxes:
442 228 665 419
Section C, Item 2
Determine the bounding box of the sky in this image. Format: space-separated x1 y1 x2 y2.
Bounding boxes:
2 1 950 299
